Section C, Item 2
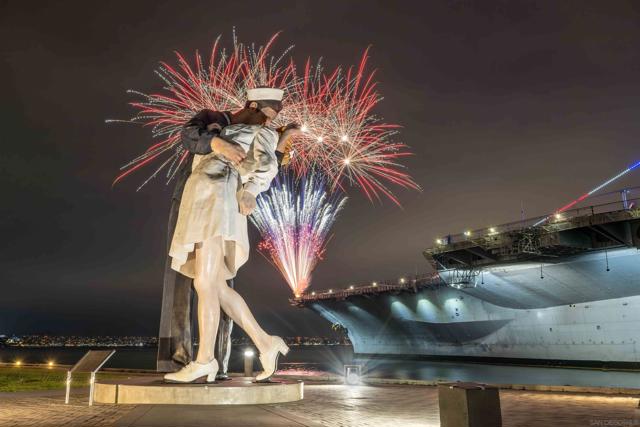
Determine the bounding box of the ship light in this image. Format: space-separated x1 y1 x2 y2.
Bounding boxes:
436 238 443 245
47 361 54 368
14 360 22 367
311 291 316 296
489 227 497 234
464 230 472 237
399 277 406 284
349 285 354 290
554 213 563 221
372 282 377 287
329 289 333 293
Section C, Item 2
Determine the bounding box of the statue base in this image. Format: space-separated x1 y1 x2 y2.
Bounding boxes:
94 376 303 405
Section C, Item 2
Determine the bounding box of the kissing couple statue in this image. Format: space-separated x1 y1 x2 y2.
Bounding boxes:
161 86 300 383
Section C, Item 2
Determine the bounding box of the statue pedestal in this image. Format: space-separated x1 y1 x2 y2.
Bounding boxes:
94 376 303 405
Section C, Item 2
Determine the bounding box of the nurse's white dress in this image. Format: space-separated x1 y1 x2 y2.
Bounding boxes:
169 124 279 280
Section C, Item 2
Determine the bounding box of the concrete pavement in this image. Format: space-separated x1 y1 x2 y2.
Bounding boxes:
1 381 639 427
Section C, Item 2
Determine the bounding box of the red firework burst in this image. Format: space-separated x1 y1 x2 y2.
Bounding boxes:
110 33 420 204
279 49 420 205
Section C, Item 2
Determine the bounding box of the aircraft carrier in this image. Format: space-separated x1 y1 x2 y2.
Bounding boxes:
293 195 640 365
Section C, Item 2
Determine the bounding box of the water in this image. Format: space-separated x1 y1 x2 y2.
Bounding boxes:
2 346 639 389
0 346 354 373
0 347 157 370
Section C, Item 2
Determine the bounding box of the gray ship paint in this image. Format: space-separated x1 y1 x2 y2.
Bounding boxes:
301 212 640 364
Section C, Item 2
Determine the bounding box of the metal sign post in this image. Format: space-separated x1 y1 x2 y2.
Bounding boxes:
64 350 116 406
65 371 72 404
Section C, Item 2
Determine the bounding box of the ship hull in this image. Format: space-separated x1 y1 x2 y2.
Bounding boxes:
308 248 640 363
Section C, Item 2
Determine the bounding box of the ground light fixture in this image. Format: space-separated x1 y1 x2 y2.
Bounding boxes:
344 365 362 385
244 349 255 377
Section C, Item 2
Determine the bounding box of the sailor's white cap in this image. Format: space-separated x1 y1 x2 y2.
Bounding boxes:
246 87 284 102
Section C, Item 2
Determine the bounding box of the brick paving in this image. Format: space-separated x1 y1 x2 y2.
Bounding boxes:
500 390 640 427
0 395 135 427
273 384 436 427
0 383 638 427
276 384 640 427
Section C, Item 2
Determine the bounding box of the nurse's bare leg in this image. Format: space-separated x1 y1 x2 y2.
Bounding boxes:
193 239 225 365
214 266 289 381
227 193 290 380
215 279 271 353
163 238 225 382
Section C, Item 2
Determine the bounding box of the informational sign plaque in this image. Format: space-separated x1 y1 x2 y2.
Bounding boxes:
65 350 116 406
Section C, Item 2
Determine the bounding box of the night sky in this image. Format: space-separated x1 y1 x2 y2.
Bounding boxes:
1 1 639 337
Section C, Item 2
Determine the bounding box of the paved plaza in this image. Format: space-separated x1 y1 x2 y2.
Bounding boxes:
1 382 639 427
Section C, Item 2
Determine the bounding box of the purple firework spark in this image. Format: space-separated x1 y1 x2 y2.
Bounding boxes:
250 171 347 296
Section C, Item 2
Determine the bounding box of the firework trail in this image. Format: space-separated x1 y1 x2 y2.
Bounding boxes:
108 31 296 190
278 50 420 205
250 172 347 295
110 33 419 204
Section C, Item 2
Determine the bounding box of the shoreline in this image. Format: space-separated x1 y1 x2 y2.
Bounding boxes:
3 364 639 396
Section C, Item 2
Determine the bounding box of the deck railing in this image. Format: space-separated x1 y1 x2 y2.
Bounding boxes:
292 274 444 304
432 197 639 246
292 196 640 305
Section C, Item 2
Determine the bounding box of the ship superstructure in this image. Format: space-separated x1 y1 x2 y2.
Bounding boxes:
294 197 640 364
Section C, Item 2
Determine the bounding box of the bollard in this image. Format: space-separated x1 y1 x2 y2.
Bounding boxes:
438 382 502 427
244 349 254 377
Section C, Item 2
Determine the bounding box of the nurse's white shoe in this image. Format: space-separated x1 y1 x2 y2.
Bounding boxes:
256 336 289 382
164 359 219 383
